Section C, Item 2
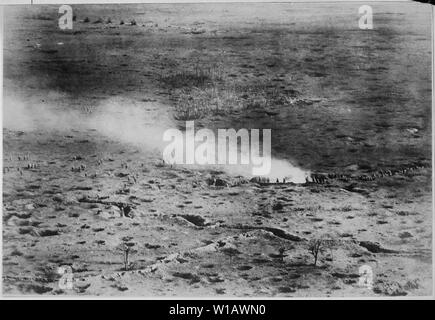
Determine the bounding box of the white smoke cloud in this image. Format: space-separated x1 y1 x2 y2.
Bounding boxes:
3 92 309 183
3 94 170 152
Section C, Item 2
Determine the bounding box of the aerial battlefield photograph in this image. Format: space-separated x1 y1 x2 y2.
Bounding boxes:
1 1 433 297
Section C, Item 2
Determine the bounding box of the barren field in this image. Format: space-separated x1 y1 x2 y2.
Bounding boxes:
2 2 433 297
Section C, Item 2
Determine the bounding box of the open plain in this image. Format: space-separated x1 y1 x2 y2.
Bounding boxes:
2 2 432 296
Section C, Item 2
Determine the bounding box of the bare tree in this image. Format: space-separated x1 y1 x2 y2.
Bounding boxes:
278 247 287 263
222 247 241 265
308 236 337 266
308 239 325 266
117 237 137 271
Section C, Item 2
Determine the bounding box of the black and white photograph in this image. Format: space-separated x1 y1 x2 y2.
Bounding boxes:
1 0 433 298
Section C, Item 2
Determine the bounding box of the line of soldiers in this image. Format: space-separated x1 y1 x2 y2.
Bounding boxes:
3 163 38 173
250 177 289 184
249 161 430 186
17 155 31 161
26 163 38 169
71 164 87 172
250 177 271 184
308 162 430 184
